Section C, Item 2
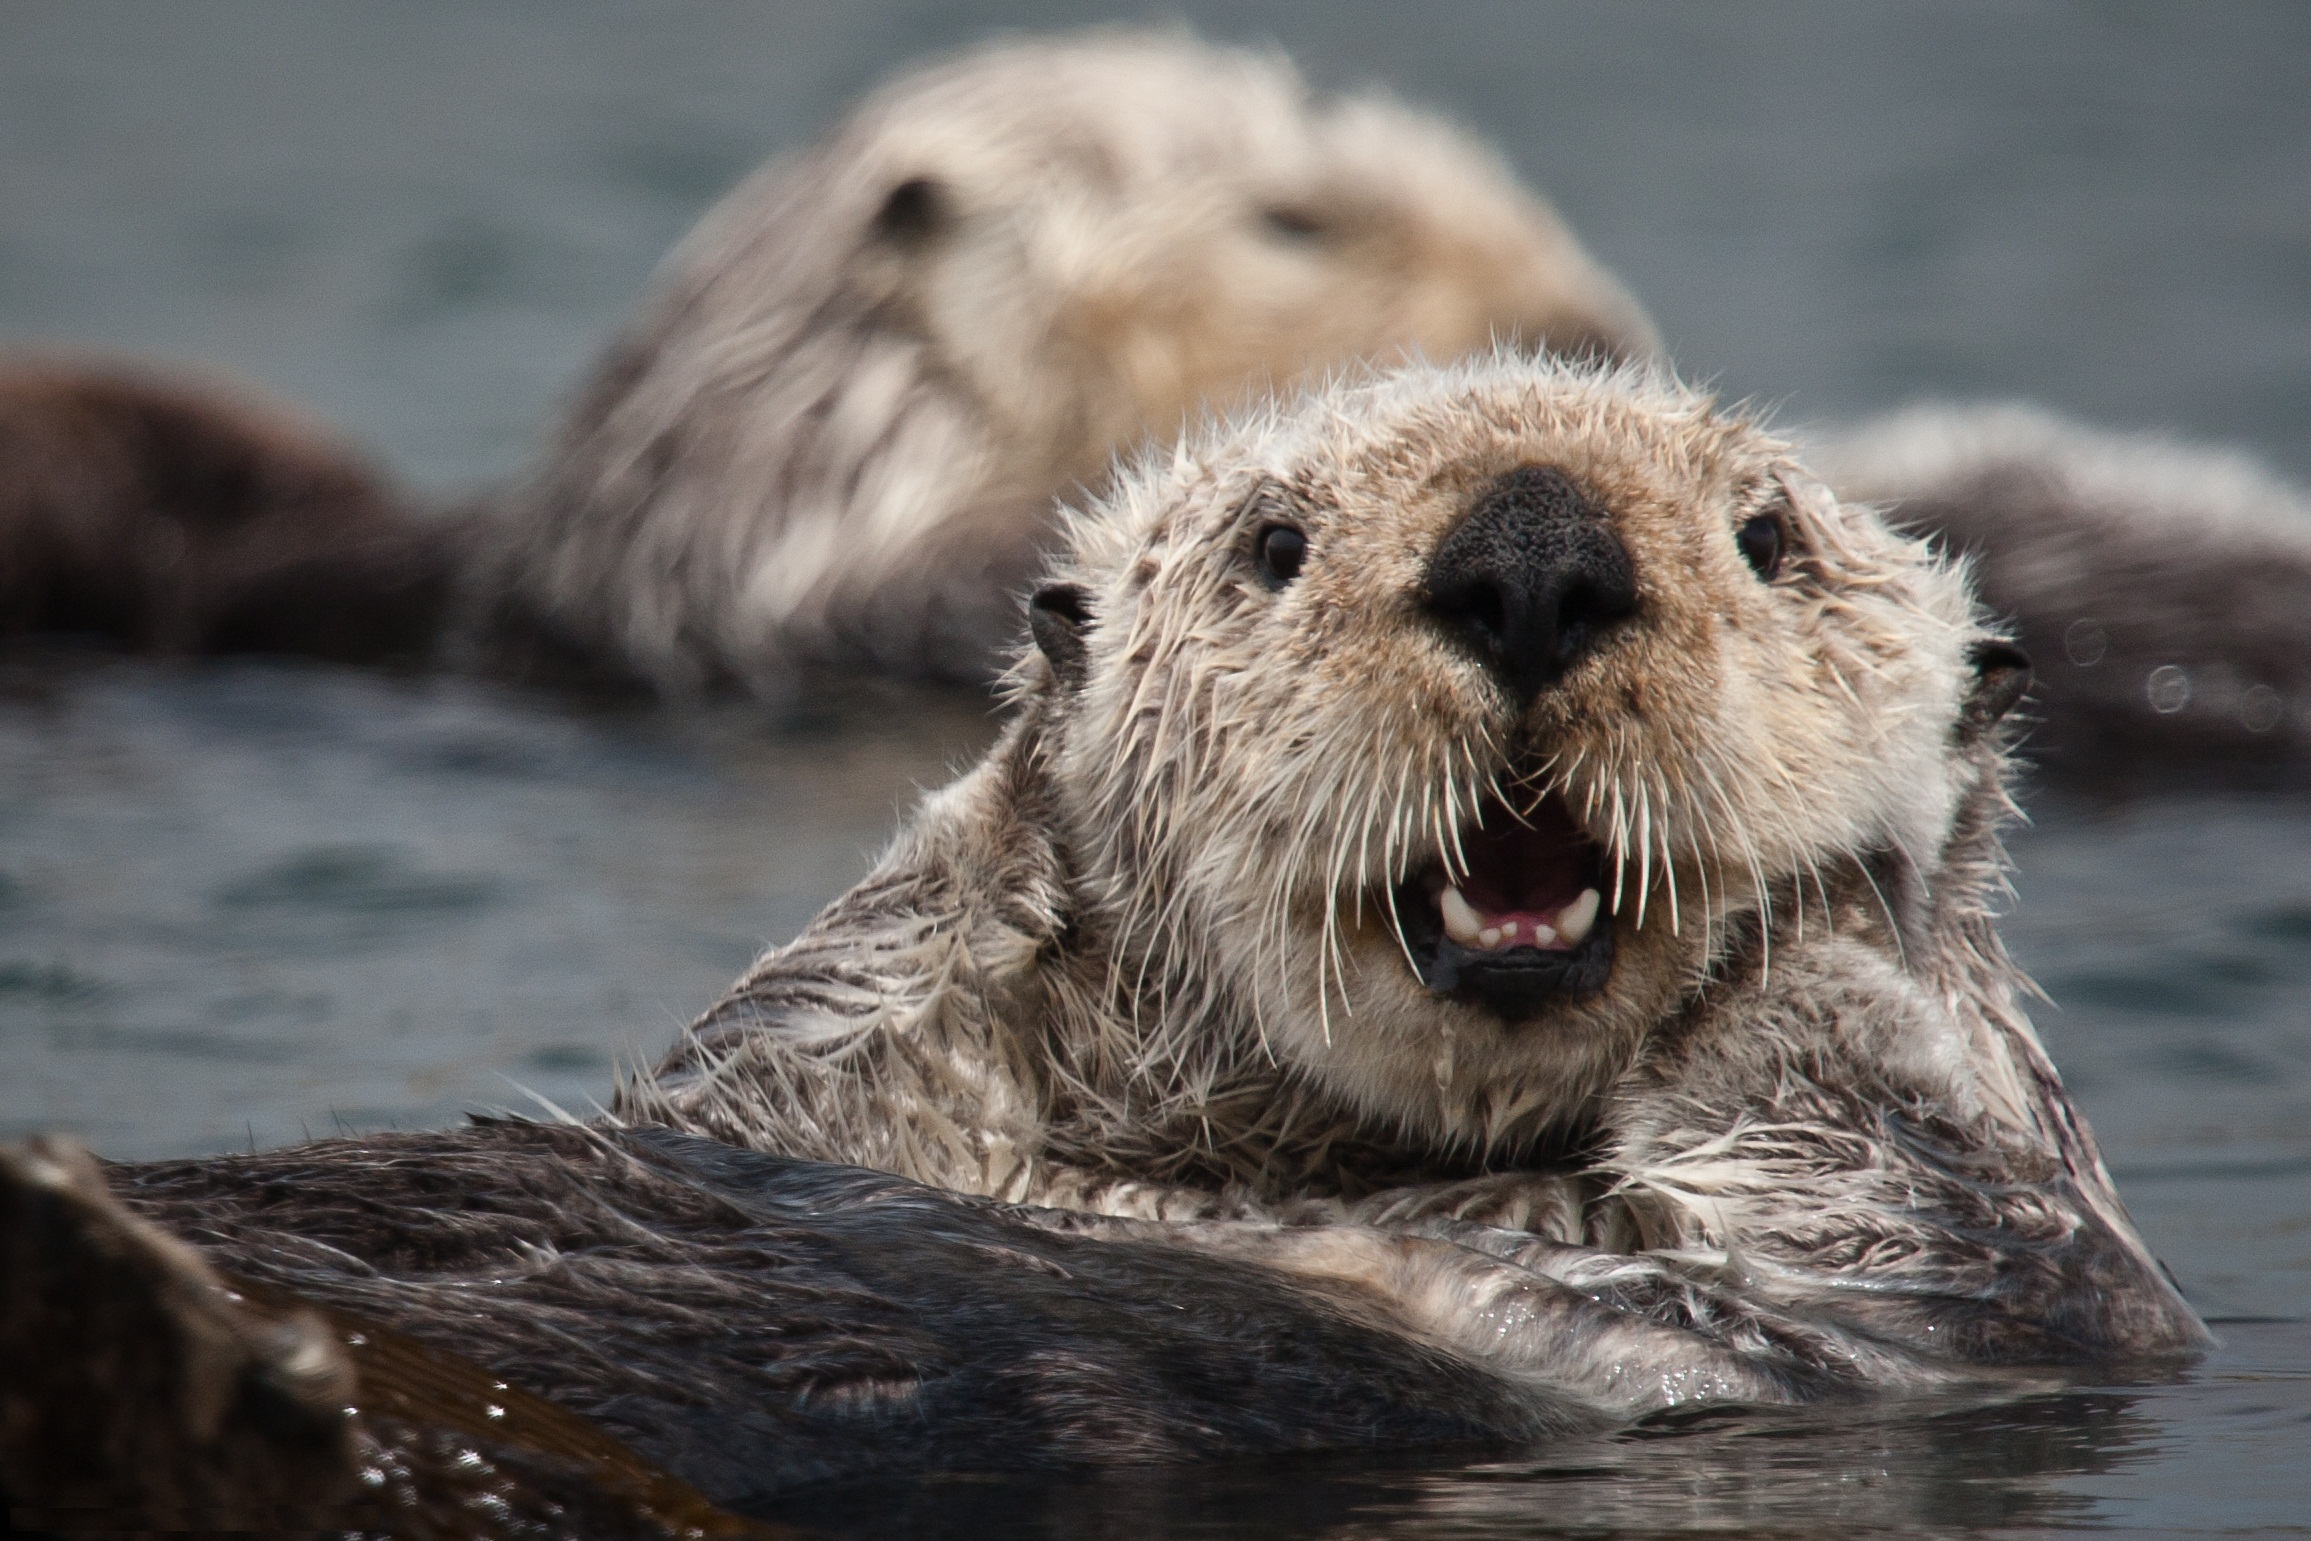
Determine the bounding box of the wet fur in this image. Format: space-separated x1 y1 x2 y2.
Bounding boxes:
102 1122 1589 1511
83 1118 2156 1511
1 1135 749 1537
623 353 2207 1375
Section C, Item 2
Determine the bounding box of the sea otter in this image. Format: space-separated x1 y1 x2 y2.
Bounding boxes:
620 350 2203 1361
470 31 1657 697
0 31 1654 699
0 356 2205 1523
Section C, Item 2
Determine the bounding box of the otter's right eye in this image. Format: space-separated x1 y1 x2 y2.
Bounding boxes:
1736 514 1785 581
1256 524 1308 586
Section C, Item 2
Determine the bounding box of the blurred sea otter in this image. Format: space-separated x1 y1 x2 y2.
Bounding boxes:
1808 403 2311 783
0 30 1654 698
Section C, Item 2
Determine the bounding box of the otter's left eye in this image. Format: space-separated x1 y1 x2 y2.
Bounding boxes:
1736 514 1785 581
1260 205 1328 242
1256 524 1308 586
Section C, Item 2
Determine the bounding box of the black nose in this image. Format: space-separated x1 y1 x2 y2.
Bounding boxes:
1423 465 1638 702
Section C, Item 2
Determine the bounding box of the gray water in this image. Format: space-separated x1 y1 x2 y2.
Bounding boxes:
4 3 2309 1535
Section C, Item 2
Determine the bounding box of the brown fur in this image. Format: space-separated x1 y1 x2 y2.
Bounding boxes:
1813 402 2311 781
0 1135 767 1537
0 359 453 663
87 1123 1599 1501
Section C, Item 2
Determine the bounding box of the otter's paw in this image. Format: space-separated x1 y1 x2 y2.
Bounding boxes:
1346 1171 1589 1241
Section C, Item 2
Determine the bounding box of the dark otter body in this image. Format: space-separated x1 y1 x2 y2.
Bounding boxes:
5 1112 2201 1531
1810 404 2311 786
0 363 456 665
92 1123 1572 1510
1 1133 789 1538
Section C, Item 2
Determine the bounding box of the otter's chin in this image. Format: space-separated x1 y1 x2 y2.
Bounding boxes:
1390 791 1615 1021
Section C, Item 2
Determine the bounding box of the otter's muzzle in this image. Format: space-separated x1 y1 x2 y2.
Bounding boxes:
1423 465 1637 703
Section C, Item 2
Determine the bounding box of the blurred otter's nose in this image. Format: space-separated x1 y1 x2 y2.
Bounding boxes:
1423 464 1637 703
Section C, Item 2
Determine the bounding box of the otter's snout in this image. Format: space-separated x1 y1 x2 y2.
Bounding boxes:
1423 465 1636 702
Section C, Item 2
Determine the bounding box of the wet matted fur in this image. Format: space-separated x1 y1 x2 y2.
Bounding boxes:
68 1118 2166 1515
96 1122 1589 1514
1 1135 772 1537
622 352 2208 1374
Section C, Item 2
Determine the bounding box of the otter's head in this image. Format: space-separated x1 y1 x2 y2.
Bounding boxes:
1025 355 2016 1152
814 31 1657 490
567 31 1660 692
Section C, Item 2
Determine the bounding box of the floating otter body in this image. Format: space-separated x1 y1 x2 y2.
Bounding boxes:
0 361 451 663
1 357 2205 1521
1810 403 2311 782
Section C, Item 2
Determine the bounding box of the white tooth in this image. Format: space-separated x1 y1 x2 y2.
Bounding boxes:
1556 888 1602 946
1501 920 1519 939
1479 927 1502 948
1440 886 1484 945
1530 922 1558 946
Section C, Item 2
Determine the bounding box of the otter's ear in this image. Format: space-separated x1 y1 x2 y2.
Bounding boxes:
1957 639 2032 743
872 176 949 247
1029 582 1093 691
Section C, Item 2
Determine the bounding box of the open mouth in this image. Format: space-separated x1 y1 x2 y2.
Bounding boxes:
1390 791 1614 1020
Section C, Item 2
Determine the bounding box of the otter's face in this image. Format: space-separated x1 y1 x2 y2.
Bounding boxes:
840 35 1657 495
1038 358 1981 1151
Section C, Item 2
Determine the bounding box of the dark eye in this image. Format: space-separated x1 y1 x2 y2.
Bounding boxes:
872 176 947 246
1256 523 1308 586
1260 205 1327 242
1736 514 1784 581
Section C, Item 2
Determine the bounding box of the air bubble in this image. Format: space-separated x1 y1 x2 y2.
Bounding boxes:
2241 684 2285 734
2146 665 2192 714
2064 618 2108 667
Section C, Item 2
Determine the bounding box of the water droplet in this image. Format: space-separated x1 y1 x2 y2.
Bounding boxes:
2146 665 2192 714
2064 618 2108 667
2241 684 2285 734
